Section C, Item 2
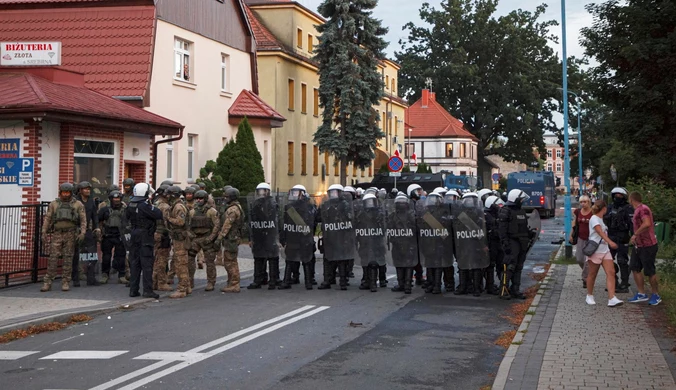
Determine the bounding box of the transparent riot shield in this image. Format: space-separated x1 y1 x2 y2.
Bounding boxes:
452 197 490 270
280 196 316 263
384 198 418 268
320 193 356 261
415 196 454 268
247 194 280 258
353 198 388 267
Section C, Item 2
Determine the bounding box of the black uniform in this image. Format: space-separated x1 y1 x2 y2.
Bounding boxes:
604 198 634 290
279 198 319 289
98 204 127 279
72 195 99 286
498 202 531 299
484 206 502 295
248 196 281 290
126 198 163 297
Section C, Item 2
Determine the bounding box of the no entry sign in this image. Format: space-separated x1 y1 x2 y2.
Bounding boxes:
388 156 403 172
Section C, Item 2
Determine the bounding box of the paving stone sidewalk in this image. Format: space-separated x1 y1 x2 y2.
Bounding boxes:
501 263 676 390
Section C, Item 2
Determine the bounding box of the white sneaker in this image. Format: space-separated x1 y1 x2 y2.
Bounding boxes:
608 296 624 307
586 295 596 305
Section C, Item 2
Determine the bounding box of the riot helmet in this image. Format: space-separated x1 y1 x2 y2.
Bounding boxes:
108 184 120 192
611 187 628 206
445 189 460 202
59 182 74 201
433 187 448 196
225 187 240 203
344 186 357 200
507 189 529 206
407 184 423 200
156 184 170 198
477 188 493 203
484 195 501 211
184 186 196 201
356 188 365 199
364 187 378 196
389 188 399 199
394 194 410 212
166 185 183 200
362 193 378 209
194 190 208 206
327 184 343 200
288 184 307 202
462 192 481 209
377 188 387 200
122 178 135 193
425 192 442 207
256 182 271 199
132 183 152 201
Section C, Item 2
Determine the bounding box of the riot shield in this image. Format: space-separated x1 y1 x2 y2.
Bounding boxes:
78 230 99 262
525 210 541 257
452 197 490 270
280 197 316 263
415 197 454 268
320 193 356 261
384 199 418 268
353 198 388 267
247 195 280 258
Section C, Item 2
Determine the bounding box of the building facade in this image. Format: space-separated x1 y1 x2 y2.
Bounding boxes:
405 90 479 176
543 133 583 191
245 0 407 194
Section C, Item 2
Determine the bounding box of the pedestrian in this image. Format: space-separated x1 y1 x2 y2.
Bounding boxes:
584 200 623 307
215 187 244 292
126 183 162 299
570 195 593 288
627 192 661 305
40 183 87 292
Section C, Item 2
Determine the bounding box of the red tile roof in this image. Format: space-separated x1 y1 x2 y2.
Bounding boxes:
0 71 182 134
228 89 285 122
243 4 283 51
0 6 156 99
405 91 477 140
0 0 107 3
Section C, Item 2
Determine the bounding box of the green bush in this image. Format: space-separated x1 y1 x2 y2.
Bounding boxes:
625 177 676 230
416 162 432 173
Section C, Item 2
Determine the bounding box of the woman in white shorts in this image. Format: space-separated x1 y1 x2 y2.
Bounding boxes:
585 200 623 307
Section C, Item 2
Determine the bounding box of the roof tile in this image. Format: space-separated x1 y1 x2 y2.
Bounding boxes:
405 92 477 140
228 89 285 122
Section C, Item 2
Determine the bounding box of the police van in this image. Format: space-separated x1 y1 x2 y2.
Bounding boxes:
507 171 556 218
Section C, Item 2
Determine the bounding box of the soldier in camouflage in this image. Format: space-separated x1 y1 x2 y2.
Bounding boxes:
97 184 121 211
97 190 127 284
152 184 173 292
215 187 244 293
188 190 221 291
41 183 87 292
165 186 191 299
121 178 135 205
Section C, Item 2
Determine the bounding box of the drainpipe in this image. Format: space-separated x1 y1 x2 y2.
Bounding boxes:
152 128 184 189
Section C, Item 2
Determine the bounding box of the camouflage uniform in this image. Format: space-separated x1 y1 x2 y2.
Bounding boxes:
188 202 220 291
166 201 191 297
217 200 244 292
41 198 86 291
153 197 172 290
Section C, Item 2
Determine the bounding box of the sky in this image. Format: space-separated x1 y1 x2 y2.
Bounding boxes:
293 0 595 60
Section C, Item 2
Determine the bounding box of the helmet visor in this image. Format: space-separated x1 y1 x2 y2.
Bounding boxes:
288 189 302 201
328 189 341 200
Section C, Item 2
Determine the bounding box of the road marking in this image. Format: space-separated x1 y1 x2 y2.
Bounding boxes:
134 352 206 362
41 351 128 360
116 306 330 390
0 351 40 360
90 305 321 390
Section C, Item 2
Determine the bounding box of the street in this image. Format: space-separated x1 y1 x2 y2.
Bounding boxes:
0 211 563 390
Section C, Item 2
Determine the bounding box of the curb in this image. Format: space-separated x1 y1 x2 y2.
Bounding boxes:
491 243 563 390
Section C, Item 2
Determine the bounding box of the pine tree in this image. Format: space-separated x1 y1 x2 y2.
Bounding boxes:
214 138 236 185
228 117 265 195
313 0 389 186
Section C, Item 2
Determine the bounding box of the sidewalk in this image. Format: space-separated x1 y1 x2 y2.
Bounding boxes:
0 245 259 333
494 249 676 390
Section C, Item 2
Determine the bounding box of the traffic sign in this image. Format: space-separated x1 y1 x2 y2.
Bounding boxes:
491 173 500 182
388 156 404 173
18 158 34 186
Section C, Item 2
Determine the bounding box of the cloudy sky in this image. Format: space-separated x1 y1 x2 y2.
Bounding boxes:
294 0 594 60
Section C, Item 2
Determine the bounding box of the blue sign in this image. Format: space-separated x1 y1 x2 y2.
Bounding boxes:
492 173 500 182
0 138 34 186
388 156 404 172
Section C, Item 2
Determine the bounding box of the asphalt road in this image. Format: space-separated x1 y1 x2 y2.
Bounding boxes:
0 211 564 390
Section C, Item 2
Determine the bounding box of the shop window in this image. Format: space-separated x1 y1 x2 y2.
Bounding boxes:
74 140 115 194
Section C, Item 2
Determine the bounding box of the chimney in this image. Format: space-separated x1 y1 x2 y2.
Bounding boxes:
430 92 436 101
421 89 429 108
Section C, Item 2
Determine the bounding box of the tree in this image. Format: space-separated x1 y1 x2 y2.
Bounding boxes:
415 162 432 173
581 0 676 186
313 0 388 186
396 0 585 173
197 160 225 196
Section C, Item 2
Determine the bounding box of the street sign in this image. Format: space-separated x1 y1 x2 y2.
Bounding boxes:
388 156 404 173
491 173 500 182
18 158 34 186
389 172 401 177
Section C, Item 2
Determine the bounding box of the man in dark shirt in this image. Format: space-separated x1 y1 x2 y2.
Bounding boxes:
73 181 100 286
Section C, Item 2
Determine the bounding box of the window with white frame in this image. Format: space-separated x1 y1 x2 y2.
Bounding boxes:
166 142 174 180
556 163 562 172
187 135 196 181
547 149 552 158
74 140 116 195
547 163 553 171
174 38 191 81
556 149 562 158
221 54 229 91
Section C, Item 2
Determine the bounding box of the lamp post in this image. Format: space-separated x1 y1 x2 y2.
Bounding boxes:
558 88 583 194
561 0 573 258
407 128 412 167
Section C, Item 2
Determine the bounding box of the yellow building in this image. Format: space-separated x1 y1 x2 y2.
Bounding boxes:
244 0 407 194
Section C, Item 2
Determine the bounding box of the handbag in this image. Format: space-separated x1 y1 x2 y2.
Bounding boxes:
582 239 602 256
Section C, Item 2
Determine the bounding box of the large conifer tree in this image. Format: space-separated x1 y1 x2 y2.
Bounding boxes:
313 0 388 185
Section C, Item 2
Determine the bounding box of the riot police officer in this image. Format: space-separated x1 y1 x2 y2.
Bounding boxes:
121 178 135 205
344 186 358 279
388 194 418 294
279 185 318 290
318 184 356 290
498 189 532 300
98 190 127 284
407 184 425 285
74 181 100 286
247 183 281 290
604 187 634 293
484 195 503 295
40 183 87 292
126 183 162 299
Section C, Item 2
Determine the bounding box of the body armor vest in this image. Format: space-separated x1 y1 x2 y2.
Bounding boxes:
191 205 213 234
155 201 170 234
53 199 78 230
223 203 244 241
168 203 188 232
500 207 529 240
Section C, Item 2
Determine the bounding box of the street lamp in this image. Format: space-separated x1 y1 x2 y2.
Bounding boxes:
407 128 412 166
558 88 583 194
560 0 573 258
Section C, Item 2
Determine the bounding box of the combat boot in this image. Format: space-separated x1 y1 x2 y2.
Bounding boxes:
368 264 378 292
291 262 301 284
510 270 526 300
348 259 355 278
472 269 482 297
404 268 414 294
414 263 424 285
309 258 317 285
142 291 160 299
61 280 70 292
303 262 314 290
205 282 215 292
443 266 455 292
432 268 443 294
379 265 388 287
169 291 187 299
119 275 128 284
247 259 265 289
318 260 334 290
359 267 370 290
485 266 499 295
278 261 293 290
101 273 109 284
454 270 469 295
329 261 338 285
157 284 173 292
221 285 240 293
338 261 349 291
40 282 51 292
391 268 405 292
425 268 435 293
268 258 281 290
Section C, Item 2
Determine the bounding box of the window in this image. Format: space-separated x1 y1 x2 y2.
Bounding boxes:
313 88 319 116
288 142 294 175
445 143 454 158
460 143 467 158
220 54 229 91
556 149 562 158
460 171 467 176
297 28 303 49
352 164 357 177
174 38 191 81
405 143 415 158
391 79 396 93
307 34 314 53
361 168 365 177
301 83 307 114
547 149 552 158
74 140 116 194
334 158 339 176
385 75 389 89
166 142 174 179
288 79 295 110
301 143 307 175
547 163 553 171
556 163 562 172
313 145 319 176
395 116 398 134
324 152 330 176
368 164 372 177
187 135 196 181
